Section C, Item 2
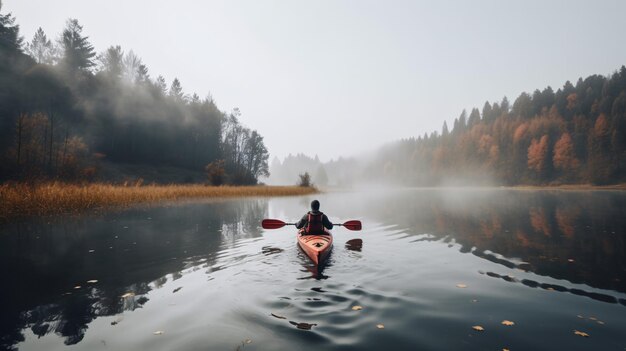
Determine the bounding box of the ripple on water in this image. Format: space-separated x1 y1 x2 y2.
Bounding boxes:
256 277 422 349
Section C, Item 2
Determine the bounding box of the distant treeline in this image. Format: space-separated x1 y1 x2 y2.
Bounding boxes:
0 5 268 184
267 153 362 187
369 66 626 185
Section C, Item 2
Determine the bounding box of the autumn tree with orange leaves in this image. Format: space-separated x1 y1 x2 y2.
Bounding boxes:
369 66 626 185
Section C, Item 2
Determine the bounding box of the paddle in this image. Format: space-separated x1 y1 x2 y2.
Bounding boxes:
334 220 362 231
262 219 362 231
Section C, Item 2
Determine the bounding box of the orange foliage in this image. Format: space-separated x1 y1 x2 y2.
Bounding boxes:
488 145 500 167
594 114 609 137
527 135 549 172
516 229 531 247
529 207 551 236
566 93 578 110
555 206 580 238
478 135 493 155
513 122 529 143
553 133 579 172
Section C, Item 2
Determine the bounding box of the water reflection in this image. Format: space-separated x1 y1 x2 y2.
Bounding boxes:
0 199 268 350
345 239 363 252
362 189 626 294
1 189 625 350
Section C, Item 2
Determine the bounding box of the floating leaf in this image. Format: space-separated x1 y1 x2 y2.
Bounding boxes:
577 315 584 319
74 286 81 289
87 280 98 284
597 321 605 325
574 330 589 337
352 305 363 311
472 325 484 331
153 331 164 335
289 321 317 330
271 313 286 320
261 246 284 255
456 284 468 288
501 320 515 326
121 292 135 298
244 339 252 344
376 324 385 329
588 316 597 321
88 250 95 253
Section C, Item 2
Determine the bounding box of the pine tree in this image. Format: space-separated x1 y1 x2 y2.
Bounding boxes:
0 2 23 66
98 45 123 78
155 75 167 95
169 78 184 101
60 18 96 73
441 121 449 137
26 27 54 64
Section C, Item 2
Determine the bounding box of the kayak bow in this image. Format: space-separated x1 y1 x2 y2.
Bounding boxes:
297 229 333 265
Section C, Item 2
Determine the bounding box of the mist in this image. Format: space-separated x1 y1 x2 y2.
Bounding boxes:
268 61 626 189
5 0 626 163
0 13 269 184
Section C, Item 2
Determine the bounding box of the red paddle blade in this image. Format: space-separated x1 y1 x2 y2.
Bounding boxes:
262 219 287 229
342 220 362 231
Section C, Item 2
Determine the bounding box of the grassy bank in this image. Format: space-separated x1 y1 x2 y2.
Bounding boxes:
0 183 317 221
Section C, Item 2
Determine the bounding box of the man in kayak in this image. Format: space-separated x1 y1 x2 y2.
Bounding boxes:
296 200 333 235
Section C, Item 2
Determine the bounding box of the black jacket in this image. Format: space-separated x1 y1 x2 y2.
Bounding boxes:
295 211 333 230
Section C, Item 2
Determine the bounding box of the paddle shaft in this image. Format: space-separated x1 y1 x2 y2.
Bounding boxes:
262 219 361 231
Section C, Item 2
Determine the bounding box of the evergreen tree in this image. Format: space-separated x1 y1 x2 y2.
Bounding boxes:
98 45 123 78
500 96 510 113
169 78 184 101
60 18 96 73
468 108 480 127
155 75 167 95
0 1 23 66
442 121 449 137
122 50 142 83
26 27 54 64
482 101 493 123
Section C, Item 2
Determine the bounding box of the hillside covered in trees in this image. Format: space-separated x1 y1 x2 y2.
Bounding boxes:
368 66 626 186
0 4 269 184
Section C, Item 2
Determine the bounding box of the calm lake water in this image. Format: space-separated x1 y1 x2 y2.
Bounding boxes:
1 188 626 350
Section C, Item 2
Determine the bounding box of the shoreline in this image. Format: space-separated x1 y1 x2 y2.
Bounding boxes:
0 183 318 222
506 183 626 191
396 184 626 191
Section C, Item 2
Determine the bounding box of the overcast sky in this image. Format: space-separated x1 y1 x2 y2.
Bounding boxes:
4 0 626 161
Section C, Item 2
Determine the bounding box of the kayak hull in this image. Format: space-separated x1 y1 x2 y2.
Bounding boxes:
297 229 333 265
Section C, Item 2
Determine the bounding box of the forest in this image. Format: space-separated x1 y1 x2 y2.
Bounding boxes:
367 66 626 186
0 5 269 185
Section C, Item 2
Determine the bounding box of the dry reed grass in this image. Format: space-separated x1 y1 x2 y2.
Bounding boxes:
0 182 318 221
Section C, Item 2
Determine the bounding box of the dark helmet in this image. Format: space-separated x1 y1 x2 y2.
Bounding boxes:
311 200 320 211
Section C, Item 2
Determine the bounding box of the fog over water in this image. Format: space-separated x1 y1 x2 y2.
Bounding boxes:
5 0 626 161
2 189 626 350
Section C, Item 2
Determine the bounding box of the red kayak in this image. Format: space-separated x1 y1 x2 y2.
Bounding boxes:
261 219 361 265
297 229 333 265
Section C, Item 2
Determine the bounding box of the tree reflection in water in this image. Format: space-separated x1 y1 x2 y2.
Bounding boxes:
364 190 626 294
0 199 268 350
